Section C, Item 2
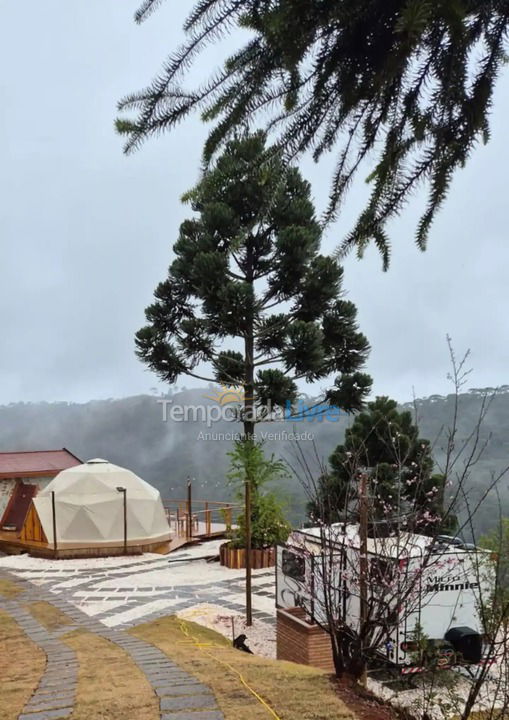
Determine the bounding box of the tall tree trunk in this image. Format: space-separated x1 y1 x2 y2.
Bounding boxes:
358 471 369 685
243 241 255 626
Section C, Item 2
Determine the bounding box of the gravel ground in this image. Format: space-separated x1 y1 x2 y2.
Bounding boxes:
367 664 508 720
0 551 165 571
177 603 277 659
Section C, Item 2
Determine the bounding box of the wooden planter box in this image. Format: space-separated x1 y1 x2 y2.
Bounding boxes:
219 542 275 569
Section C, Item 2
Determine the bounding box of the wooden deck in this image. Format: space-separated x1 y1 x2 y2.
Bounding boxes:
0 528 40 555
0 497 240 558
164 498 240 553
0 529 168 558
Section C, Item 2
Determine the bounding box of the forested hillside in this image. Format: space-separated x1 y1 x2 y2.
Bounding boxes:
407 388 509 534
1 387 507 533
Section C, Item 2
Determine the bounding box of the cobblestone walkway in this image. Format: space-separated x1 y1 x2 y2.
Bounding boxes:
2 595 77 720
1 568 224 720
0 545 276 630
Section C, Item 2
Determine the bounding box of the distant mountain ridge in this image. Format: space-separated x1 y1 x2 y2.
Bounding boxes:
1 387 508 532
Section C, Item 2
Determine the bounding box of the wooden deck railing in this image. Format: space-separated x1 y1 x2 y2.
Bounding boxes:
162 497 241 541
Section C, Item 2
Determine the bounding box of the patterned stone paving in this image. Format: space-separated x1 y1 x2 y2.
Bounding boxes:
1 542 276 631
1 567 226 719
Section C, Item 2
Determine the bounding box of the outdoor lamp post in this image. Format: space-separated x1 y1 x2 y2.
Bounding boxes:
51 490 57 557
116 486 127 555
187 477 193 539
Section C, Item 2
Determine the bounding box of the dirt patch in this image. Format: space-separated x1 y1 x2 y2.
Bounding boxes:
63 630 159 720
0 610 46 720
28 601 74 631
335 677 404 720
0 578 23 599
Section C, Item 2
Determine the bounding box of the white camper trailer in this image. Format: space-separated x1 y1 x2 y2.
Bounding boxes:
276 525 494 673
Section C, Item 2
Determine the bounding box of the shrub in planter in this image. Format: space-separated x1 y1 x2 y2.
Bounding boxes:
219 543 275 570
221 440 291 568
229 492 291 550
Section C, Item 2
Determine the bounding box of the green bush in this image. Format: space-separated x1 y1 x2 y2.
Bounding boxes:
226 439 292 550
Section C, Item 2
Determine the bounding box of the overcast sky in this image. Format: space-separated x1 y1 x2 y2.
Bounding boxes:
1 1 508 406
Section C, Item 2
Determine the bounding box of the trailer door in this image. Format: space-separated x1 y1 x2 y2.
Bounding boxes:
276 545 312 616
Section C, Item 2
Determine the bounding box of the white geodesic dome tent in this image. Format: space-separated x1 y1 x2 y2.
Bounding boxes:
31 459 171 551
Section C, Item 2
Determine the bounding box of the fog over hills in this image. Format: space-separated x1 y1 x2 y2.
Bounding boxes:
1 387 508 533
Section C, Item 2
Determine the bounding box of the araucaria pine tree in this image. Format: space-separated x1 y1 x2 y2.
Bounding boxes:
309 397 453 536
118 1 509 266
135 133 371 433
136 132 371 623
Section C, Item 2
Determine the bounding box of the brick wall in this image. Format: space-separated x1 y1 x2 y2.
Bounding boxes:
276 607 335 673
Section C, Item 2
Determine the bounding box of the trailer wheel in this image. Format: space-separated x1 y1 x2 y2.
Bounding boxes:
341 633 357 661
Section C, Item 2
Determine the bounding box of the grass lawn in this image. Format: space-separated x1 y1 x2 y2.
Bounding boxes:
0 610 46 720
28 601 74 631
62 630 159 720
0 578 23 599
131 616 357 720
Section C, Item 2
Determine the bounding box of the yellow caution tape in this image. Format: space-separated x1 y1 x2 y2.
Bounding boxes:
177 618 283 720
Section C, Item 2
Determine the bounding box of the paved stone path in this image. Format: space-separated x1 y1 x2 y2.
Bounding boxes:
1 568 225 720
1 546 276 630
1 594 78 720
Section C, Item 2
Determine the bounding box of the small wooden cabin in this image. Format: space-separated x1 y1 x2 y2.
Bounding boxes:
0 449 81 535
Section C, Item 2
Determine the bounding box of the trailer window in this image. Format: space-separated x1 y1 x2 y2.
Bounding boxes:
282 550 305 581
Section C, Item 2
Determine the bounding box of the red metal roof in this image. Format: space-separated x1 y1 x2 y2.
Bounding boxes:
0 449 82 479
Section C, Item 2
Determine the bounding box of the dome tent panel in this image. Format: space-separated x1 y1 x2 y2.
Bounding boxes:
59 504 107 543
33 496 109 544
88 496 126 538
29 459 171 553
39 459 159 499
40 472 110 497
52 500 96 539
123 507 153 540
129 497 163 536
60 493 120 507
58 497 134 544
